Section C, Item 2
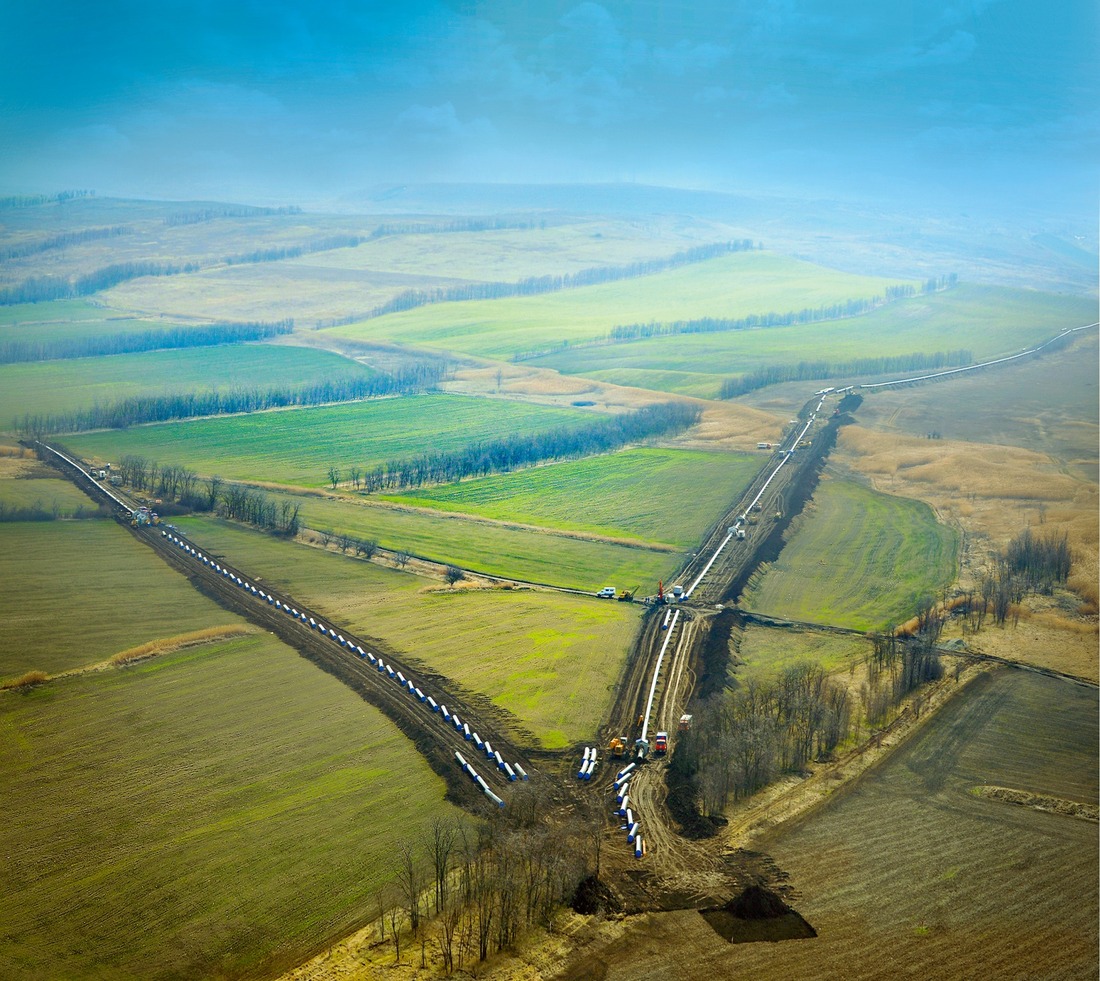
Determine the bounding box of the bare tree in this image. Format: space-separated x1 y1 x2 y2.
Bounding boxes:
327 465 340 490
397 841 424 936
394 548 411 569
445 564 465 586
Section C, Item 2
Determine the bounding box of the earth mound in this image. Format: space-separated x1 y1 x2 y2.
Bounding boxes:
572 875 623 916
701 885 817 944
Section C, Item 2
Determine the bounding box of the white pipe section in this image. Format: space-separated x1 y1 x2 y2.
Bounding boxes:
640 609 680 742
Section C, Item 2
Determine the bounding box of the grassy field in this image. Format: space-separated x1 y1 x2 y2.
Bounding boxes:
593 669 1099 980
532 284 1097 397
266 488 682 589
0 521 248 681
327 252 910 360
384 447 760 547
854 329 1099 481
0 342 371 428
0 456 100 517
176 516 640 747
742 476 958 631
0 632 462 981
734 625 871 682
64 394 596 486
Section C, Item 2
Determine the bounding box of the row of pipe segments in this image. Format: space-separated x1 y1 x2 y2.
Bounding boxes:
161 531 528 806
614 762 646 859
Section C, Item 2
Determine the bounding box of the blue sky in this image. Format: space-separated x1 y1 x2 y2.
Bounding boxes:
1 0 1095 210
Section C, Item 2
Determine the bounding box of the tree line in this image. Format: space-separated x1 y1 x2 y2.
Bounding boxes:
115 454 301 535
0 190 94 209
366 241 757 320
220 233 369 266
368 217 542 239
0 499 106 523
718 349 974 399
0 319 294 365
0 225 131 262
163 204 301 226
16 362 448 435
0 260 200 305
332 402 700 493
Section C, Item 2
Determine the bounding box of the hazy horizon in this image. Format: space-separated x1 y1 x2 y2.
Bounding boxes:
2 1 1096 216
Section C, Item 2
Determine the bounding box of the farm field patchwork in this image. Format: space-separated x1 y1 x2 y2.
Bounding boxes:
264 488 682 589
532 285 1095 396
64 394 596 486
327 251 911 360
741 476 958 631
385 447 760 548
0 520 247 681
175 516 640 747
0 342 371 427
0 632 461 981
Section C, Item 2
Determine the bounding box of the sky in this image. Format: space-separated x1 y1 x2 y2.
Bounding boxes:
0 0 1096 212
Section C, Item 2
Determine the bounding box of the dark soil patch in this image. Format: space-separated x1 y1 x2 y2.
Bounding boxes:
572 875 623 916
571 399 596 406
700 885 817 944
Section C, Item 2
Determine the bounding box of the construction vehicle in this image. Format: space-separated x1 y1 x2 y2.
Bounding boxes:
735 527 746 540
618 584 639 602
609 735 627 758
130 507 160 527
654 731 668 755
678 714 693 732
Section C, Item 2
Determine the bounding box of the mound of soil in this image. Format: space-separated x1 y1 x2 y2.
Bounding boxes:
572 875 623 916
701 885 816 944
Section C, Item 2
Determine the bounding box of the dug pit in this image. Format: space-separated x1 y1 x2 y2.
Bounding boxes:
700 884 817 944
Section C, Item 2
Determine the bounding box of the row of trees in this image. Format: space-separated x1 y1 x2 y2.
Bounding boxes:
0 319 294 365
16 361 448 435
329 402 700 493
115 454 302 535
368 217 541 239
367 241 756 320
0 224 131 262
0 260 200 305
0 190 94 209
163 204 301 226
0 499 105 522
717 349 974 399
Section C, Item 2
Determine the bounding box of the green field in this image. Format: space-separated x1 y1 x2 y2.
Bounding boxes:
734 625 871 682
327 252 909 360
64 394 596 486
265 488 682 589
0 521 247 681
0 632 461 980
0 461 99 517
0 342 370 427
742 477 958 630
176 516 639 747
533 285 1097 396
386 447 759 548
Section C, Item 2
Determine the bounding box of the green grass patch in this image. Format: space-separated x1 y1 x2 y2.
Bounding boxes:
0 343 369 428
0 632 461 980
734 625 872 683
0 466 99 518
64 394 595 486
385 447 758 548
327 252 909 360
176 515 639 747
741 477 958 631
268 488 682 589
0 521 246 680
532 285 1096 394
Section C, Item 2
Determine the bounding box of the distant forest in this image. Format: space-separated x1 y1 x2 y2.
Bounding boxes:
0 225 132 262
0 320 294 364
16 362 448 435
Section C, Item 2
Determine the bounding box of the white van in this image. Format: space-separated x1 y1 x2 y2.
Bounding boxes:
597 587 617 598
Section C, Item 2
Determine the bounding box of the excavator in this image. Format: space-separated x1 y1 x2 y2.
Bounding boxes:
617 584 639 602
